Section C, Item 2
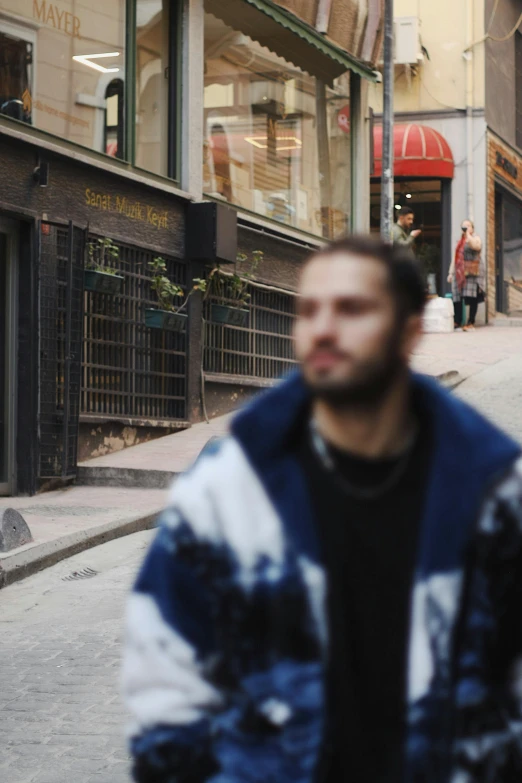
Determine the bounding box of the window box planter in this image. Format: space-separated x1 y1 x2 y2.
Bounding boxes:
210 303 249 327
84 269 124 294
144 308 188 333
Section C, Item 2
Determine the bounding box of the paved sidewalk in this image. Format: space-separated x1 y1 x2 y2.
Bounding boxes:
77 413 231 488
0 487 167 588
413 324 521 380
1 324 519 587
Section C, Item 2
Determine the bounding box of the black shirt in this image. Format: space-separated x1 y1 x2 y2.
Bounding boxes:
298 406 432 783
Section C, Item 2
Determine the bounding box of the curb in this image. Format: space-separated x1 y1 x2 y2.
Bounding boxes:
77 466 178 489
0 510 161 590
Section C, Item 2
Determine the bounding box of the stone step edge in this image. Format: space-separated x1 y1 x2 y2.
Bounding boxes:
78 372 462 489
76 466 178 489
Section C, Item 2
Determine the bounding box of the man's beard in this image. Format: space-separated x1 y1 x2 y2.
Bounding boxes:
303 334 406 410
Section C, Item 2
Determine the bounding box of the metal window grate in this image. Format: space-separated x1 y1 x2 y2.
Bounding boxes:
39 222 85 479
81 240 188 421
203 284 298 380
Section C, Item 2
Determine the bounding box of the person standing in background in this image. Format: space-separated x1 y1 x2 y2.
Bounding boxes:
391 207 422 254
447 219 484 331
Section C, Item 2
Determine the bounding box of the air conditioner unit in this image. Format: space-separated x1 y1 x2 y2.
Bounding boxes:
394 16 423 65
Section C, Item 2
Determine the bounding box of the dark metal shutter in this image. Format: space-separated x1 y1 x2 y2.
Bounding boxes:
38 220 85 482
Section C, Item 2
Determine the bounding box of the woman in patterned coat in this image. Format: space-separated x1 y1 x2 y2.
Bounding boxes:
447 219 484 331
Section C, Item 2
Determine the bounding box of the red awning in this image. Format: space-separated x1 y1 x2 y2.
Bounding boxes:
373 123 454 179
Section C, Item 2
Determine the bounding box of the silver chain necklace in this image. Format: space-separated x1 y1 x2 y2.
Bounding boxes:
309 418 418 500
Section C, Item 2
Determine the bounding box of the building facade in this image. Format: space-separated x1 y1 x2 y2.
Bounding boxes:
0 0 382 495
369 0 522 320
369 0 487 304
484 0 522 318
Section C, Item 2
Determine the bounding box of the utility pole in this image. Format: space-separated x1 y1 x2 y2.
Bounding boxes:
380 0 394 241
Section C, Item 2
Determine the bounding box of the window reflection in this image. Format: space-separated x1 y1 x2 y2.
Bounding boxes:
203 11 351 239
503 196 522 284
0 2 125 156
105 78 124 159
135 0 169 176
0 31 33 123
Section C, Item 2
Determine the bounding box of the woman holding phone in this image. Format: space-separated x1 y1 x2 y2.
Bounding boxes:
447 219 484 331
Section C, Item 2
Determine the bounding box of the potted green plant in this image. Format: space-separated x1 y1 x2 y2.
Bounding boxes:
84 237 124 294
207 250 262 327
145 256 205 333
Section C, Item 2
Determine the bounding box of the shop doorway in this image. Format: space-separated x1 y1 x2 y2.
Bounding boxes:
0 219 17 495
495 190 504 313
495 187 522 316
370 178 451 294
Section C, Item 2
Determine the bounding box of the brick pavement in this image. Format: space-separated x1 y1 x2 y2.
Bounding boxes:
455 355 522 444
0 531 154 783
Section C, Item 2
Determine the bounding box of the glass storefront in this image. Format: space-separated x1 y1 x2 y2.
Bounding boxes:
0 1 355 207
496 189 522 315
0 0 126 157
203 10 351 239
135 0 170 176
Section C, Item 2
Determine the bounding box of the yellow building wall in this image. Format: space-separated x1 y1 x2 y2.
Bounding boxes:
368 0 485 113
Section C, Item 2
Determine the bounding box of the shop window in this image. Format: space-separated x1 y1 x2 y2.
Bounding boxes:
0 1 125 156
203 10 351 239
502 195 522 284
104 79 124 159
0 25 33 124
135 0 175 177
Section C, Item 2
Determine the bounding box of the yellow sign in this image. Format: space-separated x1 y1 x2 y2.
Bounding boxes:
85 189 169 230
33 0 81 39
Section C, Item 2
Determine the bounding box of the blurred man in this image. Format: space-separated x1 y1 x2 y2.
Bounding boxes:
123 236 522 783
392 205 421 252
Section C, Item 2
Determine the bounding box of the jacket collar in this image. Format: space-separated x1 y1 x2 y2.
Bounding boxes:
231 371 521 573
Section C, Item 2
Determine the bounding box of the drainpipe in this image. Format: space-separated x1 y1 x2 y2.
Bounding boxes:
465 0 474 221
315 0 333 33
381 0 394 240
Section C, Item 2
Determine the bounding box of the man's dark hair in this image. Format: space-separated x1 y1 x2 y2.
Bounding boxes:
398 206 414 218
306 234 426 321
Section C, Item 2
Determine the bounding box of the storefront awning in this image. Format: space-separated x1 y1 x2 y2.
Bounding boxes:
373 123 455 179
205 0 379 85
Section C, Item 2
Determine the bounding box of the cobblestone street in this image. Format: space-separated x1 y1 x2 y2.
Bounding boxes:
0 531 154 783
1 327 522 782
456 355 522 445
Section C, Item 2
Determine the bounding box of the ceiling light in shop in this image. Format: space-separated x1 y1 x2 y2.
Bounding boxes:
72 52 120 73
244 135 302 151
406 193 412 198
395 204 401 210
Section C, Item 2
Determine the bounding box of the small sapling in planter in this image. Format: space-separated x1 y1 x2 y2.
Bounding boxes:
84 237 124 294
207 250 262 326
145 256 206 332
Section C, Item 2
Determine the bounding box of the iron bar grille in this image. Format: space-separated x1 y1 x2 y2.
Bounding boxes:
39 223 85 479
203 284 298 380
82 240 188 421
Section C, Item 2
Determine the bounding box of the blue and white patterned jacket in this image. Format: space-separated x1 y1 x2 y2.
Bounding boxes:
123 372 522 783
